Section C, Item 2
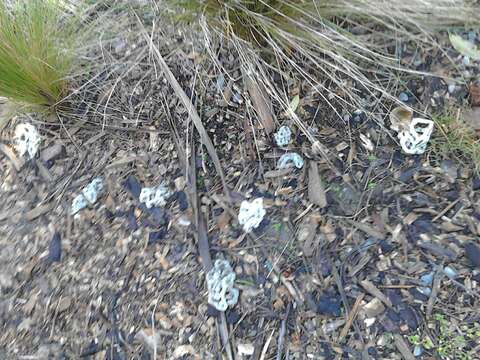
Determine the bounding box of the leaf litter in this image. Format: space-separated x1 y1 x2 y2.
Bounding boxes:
0 7 480 360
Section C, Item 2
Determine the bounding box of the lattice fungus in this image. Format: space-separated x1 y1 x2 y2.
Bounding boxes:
238 198 266 232
207 259 239 311
14 123 40 159
398 118 434 155
71 177 104 215
139 184 171 209
274 125 292 147
277 152 304 169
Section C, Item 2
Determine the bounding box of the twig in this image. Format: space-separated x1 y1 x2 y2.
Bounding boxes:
276 302 291 360
432 198 460 222
337 293 365 343
393 334 415 360
427 264 445 317
260 329 275 360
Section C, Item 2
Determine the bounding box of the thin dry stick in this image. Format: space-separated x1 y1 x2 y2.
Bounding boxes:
337 293 365 343
276 302 291 360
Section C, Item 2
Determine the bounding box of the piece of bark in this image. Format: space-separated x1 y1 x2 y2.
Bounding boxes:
308 161 327 208
393 334 415 360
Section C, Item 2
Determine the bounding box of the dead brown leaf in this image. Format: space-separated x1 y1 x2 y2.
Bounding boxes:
308 161 327 208
389 106 413 132
470 83 480 107
245 76 275 134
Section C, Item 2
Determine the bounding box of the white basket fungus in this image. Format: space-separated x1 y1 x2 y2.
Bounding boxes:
277 152 304 169
139 184 171 208
274 126 292 147
14 123 40 159
71 177 104 215
207 259 239 311
238 198 266 233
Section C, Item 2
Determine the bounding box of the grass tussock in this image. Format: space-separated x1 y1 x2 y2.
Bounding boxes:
0 0 74 110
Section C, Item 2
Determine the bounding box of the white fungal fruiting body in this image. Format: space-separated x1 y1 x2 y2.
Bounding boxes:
71 177 104 215
14 123 40 159
207 259 239 311
277 152 304 169
238 198 266 233
274 125 292 147
139 184 171 208
398 118 434 155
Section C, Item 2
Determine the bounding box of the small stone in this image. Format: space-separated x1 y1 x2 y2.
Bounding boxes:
362 298 385 318
399 92 409 102
443 266 457 279
441 159 458 182
237 343 254 356
226 309 240 324
420 272 434 286
413 345 423 357
316 295 342 316
472 176 480 191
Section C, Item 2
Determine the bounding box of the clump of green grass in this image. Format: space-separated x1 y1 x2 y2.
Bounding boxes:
432 109 480 172
0 0 74 110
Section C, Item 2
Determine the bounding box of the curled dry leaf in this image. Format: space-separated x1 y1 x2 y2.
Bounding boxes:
469 83 480 107
308 161 327 208
389 106 413 132
245 76 275 134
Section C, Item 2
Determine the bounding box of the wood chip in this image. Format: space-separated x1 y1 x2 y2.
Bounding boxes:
393 333 415 360
360 279 393 308
0 143 24 171
346 219 385 239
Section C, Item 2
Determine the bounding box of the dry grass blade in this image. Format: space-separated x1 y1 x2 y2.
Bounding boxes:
142 25 230 201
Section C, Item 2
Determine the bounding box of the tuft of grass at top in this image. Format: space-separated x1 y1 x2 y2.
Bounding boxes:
163 0 480 120
0 0 74 111
432 109 480 173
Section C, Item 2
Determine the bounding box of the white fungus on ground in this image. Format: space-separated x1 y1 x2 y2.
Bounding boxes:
14 123 41 159
398 118 434 155
238 198 266 233
206 259 239 311
274 125 292 147
139 183 171 209
71 177 104 215
277 152 304 169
